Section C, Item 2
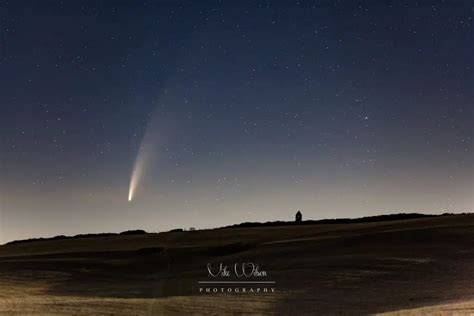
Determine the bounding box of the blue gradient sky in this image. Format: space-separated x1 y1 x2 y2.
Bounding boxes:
1 1 472 243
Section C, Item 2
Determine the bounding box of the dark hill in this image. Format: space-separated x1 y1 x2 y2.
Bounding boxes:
5 212 458 246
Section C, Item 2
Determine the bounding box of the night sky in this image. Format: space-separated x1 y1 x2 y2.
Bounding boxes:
1 1 472 243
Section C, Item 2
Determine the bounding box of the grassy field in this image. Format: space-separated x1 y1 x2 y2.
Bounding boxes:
0 214 473 315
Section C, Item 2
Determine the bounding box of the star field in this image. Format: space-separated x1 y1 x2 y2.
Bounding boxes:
0 1 472 243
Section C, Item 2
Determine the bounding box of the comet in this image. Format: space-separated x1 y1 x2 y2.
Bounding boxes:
128 148 145 202
128 111 161 202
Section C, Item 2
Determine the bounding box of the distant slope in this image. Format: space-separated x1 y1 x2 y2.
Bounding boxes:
4 213 453 246
221 212 457 228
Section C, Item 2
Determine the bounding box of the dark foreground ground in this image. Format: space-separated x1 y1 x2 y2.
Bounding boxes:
0 214 474 315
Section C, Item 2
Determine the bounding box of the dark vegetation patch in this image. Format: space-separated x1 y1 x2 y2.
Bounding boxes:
208 242 256 256
6 230 148 245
